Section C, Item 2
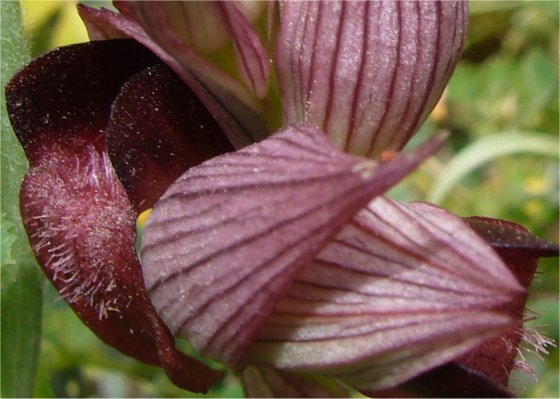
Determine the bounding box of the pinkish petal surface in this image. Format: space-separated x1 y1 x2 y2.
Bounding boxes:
371 218 558 397
246 199 521 391
117 1 270 99
5 40 222 393
141 125 444 368
107 63 233 212
242 366 349 398
78 4 269 149
277 1 468 157
219 2 271 99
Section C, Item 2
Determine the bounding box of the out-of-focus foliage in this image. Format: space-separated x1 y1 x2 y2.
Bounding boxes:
12 1 560 397
1 2 43 397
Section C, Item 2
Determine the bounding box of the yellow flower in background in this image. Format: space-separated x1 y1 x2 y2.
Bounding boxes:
21 1 88 48
524 199 544 218
524 176 550 196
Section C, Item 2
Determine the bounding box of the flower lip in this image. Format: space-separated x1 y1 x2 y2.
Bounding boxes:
6 39 224 393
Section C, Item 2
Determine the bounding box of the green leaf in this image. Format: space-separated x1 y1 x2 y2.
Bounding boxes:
0 213 17 266
1 1 43 397
428 132 560 203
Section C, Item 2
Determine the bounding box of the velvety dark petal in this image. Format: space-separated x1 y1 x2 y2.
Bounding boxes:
141 125 445 368
242 366 350 398
78 4 269 149
5 39 159 157
5 40 222 392
369 362 514 398
466 216 559 259
107 63 234 213
458 217 559 386
246 198 522 391
277 1 468 157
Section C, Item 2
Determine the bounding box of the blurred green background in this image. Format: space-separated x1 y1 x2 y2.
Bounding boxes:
9 0 560 397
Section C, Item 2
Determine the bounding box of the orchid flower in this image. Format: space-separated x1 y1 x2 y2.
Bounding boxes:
5 1 558 397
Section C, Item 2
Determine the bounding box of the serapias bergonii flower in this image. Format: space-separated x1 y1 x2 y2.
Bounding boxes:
5 0 558 397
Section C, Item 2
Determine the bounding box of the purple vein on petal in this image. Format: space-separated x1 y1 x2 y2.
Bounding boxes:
366 1 402 156
385 1 441 152
219 2 270 99
277 1 468 158
344 0 370 152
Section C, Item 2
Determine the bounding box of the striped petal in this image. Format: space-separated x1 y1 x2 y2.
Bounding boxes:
220 1 271 99
369 218 558 397
241 366 349 398
245 198 522 391
141 125 444 368
277 0 468 157
119 1 270 99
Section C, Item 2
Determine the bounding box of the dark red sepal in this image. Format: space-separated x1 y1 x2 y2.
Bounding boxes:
6 40 223 392
18 138 222 393
368 362 514 398
465 216 559 260
107 63 234 212
459 217 558 386
5 39 159 160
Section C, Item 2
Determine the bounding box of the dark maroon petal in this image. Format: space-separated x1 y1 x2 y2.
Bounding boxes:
466 216 559 260
78 4 269 149
277 1 468 157
458 217 558 386
369 362 514 398
5 40 222 392
141 125 445 369
5 39 159 158
107 63 234 213
247 199 521 391
242 366 350 398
